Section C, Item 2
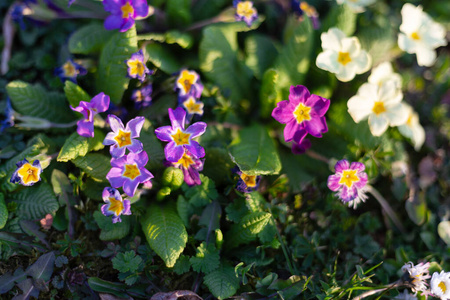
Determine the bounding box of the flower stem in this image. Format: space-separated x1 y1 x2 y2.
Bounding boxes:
352 280 403 300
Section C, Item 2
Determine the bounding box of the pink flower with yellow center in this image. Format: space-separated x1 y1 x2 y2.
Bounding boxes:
171 150 204 186
327 159 368 205
10 159 42 186
103 115 145 158
106 150 153 197
101 187 131 223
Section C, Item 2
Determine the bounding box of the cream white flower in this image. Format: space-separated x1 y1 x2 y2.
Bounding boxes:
398 104 425 151
430 271 450 299
316 28 371 82
401 261 431 294
347 80 408 136
368 62 402 88
336 0 375 13
398 3 447 67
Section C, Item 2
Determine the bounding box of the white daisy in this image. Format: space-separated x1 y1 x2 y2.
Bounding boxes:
368 62 402 88
401 261 431 294
430 271 450 300
398 3 447 67
397 104 425 151
316 27 371 82
347 80 408 136
336 0 376 13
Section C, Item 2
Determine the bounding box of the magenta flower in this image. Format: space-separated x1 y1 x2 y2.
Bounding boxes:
171 150 204 186
126 50 152 82
155 107 207 162
106 150 153 197
234 0 258 27
103 115 145 158
272 85 330 144
71 92 110 138
327 160 368 206
103 0 149 32
101 187 131 223
291 138 311 155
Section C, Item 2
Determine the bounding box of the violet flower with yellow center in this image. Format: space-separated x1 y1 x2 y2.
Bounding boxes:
106 150 153 197
103 0 149 32
155 107 207 162
172 150 204 186
103 115 145 158
131 84 152 109
101 187 131 223
70 92 110 138
10 159 42 186
327 159 368 206
291 0 320 29
272 85 330 144
126 50 152 82
234 0 258 27
233 166 261 193
182 96 204 117
54 59 87 83
175 69 203 99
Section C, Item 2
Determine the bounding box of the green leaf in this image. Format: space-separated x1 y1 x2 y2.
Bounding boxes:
405 193 427 226
173 255 191 275
245 192 266 213
204 263 239 299
10 183 59 220
0 268 26 294
275 17 313 98
321 4 357 36
96 26 138 104
6 81 76 123
72 153 110 182
68 23 115 54
202 147 234 186
226 212 271 248
93 211 131 241
26 252 55 281
112 250 143 273
225 198 249 224
190 242 220 274
357 17 395 66
138 30 194 49
228 124 281 176
176 195 193 227
245 34 279 79
57 130 105 162
260 69 280 118
280 153 314 193
0 194 7 229
64 81 91 108
438 221 450 245
166 0 192 26
88 277 129 299
141 203 187 268
199 23 253 104
145 43 181 74
140 122 165 169
182 175 219 207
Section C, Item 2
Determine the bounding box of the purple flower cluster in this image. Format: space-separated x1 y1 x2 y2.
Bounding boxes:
126 50 154 109
54 59 87 83
71 92 110 138
103 0 149 32
175 70 204 118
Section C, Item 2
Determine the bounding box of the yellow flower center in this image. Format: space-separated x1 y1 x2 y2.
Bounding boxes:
63 61 77 77
121 1 134 18
177 70 197 94
240 173 257 188
123 164 140 180
293 103 312 124
171 128 191 146
300 2 316 16
183 97 203 115
439 281 447 293
337 52 352 66
17 163 40 185
338 170 359 188
410 32 420 40
114 130 132 148
177 153 195 169
237 1 256 19
127 59 146 77
372 101 386 115
135 90 143 102
108 197 124 216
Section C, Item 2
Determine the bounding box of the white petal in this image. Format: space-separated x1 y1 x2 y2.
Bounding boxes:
347 95 373 123
351 50 371 74
357 82 379 102
411 122 425 150
379 80 403 105
398 33 417 53
335 64 357 82
385 102 409 126
341 37 361 56
321 28 345 51
415 46 436 67
422 23 448 49
400 4 423 34
368 114 389 136
368 62 402 87
316 50 340 73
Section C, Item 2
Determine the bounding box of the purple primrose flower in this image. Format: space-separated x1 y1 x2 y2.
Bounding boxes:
10 159 42 186
1 98 15 133
291 0 320 29
126 50 152 82
272 85 330 144
172 150 204 186
71 92 110 138
234 0 258 27
54 59 87 83
101 187 131 223
103 115 145 158
291 138 311 155
233 166 261 193
175 69 203 99
327 159 368 207
155 107 207 163
131 84 152 109
103 0 149 32
181 96 204 118
106 150 153 197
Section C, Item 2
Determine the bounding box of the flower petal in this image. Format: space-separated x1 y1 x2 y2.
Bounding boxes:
108 114 124 133
185 141 205 159
77 120 94 138
321 28 345 52
272 100 295 124
283 120 302 142
304 116 328 137
165 142 184 162
368 114 389 136
316 50 340 74
334 159 350 173
90 92 110 112
169 107 186 129
123 179 139 197
327 174 341 191
288 85 311 106
126 116 145 138
110 145 126 158
106 168 126 188
128 139 143 153
305 94 330 117
185 122 207 138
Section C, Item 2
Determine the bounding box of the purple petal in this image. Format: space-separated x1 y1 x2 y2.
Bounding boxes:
120 18 135 32
334 160 350 173
112 215 122 223
101 204 114 217
127 139 143 153
90 92 110 113
291 138 311 154
102 0 121 13
185 122 207 138
169 107 186 129
71 102 90 119
138 167 154 183
305 94 330 117
288 85 311 106
110 145 126 158
354 172 368 189
77 120 94 138
102 187 112 200
339 185 358 202
186 167 201 186
108 114 124 132
327 174 341 191
130 150 148 167
304 116 328 137
122 199 131 215
165 142 184 162
350 162 365 172
272 100 295 124
131 0 149 17
283 120 303 142
185 141 205 159
126 116 145 138
110 156 126 168
155 126 174 142
106 167 126 188
104 14 123 30
103 132 117 146
123 179 139 197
